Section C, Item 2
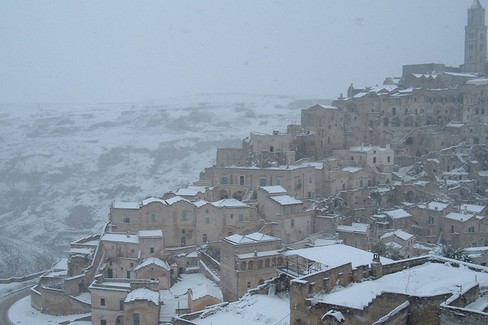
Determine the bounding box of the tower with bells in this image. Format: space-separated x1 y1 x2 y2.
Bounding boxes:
464 0 488 74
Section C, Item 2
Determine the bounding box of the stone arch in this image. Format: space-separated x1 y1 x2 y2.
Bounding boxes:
116 315 124 325
232 191 244 201
405 190 416 203
219 189 229 199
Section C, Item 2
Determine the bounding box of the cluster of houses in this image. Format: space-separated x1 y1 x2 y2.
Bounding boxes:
28 2 488 324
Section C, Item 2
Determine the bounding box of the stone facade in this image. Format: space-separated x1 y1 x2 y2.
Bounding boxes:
219 232 283 302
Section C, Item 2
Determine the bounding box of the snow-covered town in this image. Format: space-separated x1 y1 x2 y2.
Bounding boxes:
3 1 488 325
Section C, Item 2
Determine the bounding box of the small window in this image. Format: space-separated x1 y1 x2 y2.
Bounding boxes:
119 300 124 311
205 216 210 224
150 247 155 253
291 219 295 228
220 176 228 184
387 156 391 163
151 213 156 222
100 298 106 306
181 211 188 220
133 313 140 325
124 217 130 223
101 320 107 325
259 178 267 186
203 234 208 243
238 214 244 221
239 175 245 185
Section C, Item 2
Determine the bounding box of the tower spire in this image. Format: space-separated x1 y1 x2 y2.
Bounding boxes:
464 0 487 74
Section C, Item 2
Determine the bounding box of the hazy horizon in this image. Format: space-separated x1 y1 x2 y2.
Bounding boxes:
0 0 475 104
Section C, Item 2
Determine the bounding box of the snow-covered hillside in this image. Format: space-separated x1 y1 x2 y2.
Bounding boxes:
0 94 328 277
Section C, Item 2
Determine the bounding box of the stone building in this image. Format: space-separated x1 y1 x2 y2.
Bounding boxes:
336 223 370 251
109 196 261 248
289 251 488 325
219 232 283 301
257 186 313 244
464 0 487 74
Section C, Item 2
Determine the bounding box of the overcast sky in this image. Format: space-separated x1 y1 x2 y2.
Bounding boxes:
0 0 477 104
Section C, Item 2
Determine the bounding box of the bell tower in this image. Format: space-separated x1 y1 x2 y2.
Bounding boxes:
464 0 487 74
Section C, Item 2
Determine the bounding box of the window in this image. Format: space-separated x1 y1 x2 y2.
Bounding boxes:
291 219 295 228
119 300 124 311
127 271 130 278
468 226 475 233
247 281 251 288
238 214 244 221
150 247 155 253
100 298 106 306
181 237 186 246
258 260 263 269
373 157 377 163
239 175 245 185
220 176 228 184
133 313 140 325
248 261 253 270
181 211 188 220
124 217 130 223
265 259 270 267
203 234 208 243
387 156 391 163
151 213 156 222
205 216 210 224
259 178 267 186
451 225 455 233
270 146 274 152
428 216 434 225
101 321 107 325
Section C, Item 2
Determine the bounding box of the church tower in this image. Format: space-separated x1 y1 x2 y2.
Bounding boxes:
464 0 487 74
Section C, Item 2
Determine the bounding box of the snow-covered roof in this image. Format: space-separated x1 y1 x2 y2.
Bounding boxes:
269 195 302 206
225 232 280 245
349 145 390 153
112 201 140 209
380 229 414 241
165 196 192 205
311 261 488 309
101 232 139 244
260 185 287 195
134 257 170 271
446 121 465 128
341 166 362 173
444 212 474 222
125 288 159 305
174 185 210 196
478 170 488 177
211 198 249 208
467 77 488 86
138 229 163 238
336 223 369 234
141 197 166 206
322 309 345 322
460 204 485 214
417 201 449 211
69 247 94 256
384 209 411 219
191 284 223 300
283 244 392 269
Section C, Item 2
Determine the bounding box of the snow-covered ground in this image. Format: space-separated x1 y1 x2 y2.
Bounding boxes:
0 94 329 277
194 292 290 325
9 295 90 325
